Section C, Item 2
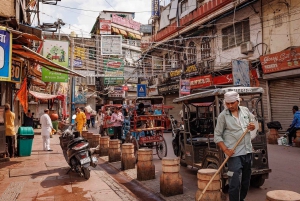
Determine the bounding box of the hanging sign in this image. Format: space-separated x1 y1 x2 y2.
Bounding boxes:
151 0 160 17
184 64 199 76
11 58 22 83
0 27 12 81
232 60 250 87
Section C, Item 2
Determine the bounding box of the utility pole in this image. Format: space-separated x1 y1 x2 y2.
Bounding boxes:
70 35 75 123
55 19 65 40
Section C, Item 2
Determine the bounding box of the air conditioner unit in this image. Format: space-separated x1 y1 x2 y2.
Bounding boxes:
240 41 253 54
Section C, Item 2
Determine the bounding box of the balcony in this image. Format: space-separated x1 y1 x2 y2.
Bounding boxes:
152 0 232 42
122 39 141 52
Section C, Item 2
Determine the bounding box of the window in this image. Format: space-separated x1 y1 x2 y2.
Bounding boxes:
222 18 250 50
88 47 96 60
181 0 188 13
187 41 196 64
201 37 210 59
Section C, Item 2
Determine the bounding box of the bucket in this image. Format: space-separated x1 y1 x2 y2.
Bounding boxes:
277 138 282 145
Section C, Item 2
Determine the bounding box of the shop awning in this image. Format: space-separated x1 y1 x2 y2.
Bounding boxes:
135 34 142 40
29 90 64 100
119 29 127 37
7 28 42 41
111 27 120 34
12 45 85 77
128 32 136 39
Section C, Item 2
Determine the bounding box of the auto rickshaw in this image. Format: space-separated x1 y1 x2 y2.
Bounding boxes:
172 86 271 190
125 97 168 160
102 104 122 138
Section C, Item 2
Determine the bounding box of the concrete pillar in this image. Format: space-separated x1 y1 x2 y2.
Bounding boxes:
108 139 121 162
266 190 300 201
121 143 136 170
160 157 183 197
99 136 109 156
137 149 155 181
195 169 222 201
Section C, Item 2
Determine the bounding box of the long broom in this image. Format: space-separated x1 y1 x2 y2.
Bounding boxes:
197 128 249 201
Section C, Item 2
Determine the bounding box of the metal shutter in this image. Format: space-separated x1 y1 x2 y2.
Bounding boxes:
269 78 300 131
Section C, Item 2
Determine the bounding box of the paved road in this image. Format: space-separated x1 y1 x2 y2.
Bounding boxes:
87 126 300 200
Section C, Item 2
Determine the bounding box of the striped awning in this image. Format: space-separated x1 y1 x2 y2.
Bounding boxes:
135 34 142 40
128 32 136 39
111 27 120 34
119 29 127 36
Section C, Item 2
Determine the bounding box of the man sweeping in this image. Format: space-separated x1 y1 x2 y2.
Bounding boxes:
214 91 255 201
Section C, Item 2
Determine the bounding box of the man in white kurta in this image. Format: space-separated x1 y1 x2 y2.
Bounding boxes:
40 109 53 151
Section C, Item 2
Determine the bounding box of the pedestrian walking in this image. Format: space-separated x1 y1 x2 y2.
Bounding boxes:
110 108 124 140
96 109 104 135
214 91 255 201
90 110 96 128
85 109 91 128
5 104 16 158
40 109 53 151
75 107 86 135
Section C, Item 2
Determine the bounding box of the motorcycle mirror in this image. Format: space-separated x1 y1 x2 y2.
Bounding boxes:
72 114 77 119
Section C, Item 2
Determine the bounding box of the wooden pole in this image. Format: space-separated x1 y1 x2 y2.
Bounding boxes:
198 128 249 201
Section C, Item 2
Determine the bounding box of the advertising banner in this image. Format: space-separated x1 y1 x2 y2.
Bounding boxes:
104 58 124 85
158 82 179 95
42 40 69 82
151 0 160 17
0 27 12 81
148 86 159 96
180 79 190 95
260 47 300 74
232 60 250 87
112 14 141 31
140 25 152 34
190 74 212 89
108 86 124 98
213 74 233 85
11 58 22 83
185 64 199 77
101 35 122 55
74 86 87 104
100 19 111 35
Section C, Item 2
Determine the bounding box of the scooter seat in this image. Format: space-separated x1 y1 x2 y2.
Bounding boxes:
67 137 86 148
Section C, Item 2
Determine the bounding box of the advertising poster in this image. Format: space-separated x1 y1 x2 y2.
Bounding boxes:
104 58 124 85
74 86 87 104
99 19 111 35
180 79 190 95
232 60 250 87
42 40 69 82
101 35 122 55
0 27 12 81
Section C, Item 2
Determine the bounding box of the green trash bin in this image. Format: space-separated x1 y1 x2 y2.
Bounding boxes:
108 127 114 136
17 127 34 156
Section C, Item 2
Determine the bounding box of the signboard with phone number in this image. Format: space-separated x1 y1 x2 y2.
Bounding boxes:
0 27 12 81
11 58 22 83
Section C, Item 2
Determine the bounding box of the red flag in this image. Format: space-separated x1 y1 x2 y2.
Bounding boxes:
16 78 28 113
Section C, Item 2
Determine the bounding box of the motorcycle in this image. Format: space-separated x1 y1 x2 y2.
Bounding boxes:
59 115 98 180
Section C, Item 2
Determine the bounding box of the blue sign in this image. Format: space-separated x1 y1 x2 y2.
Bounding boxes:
137 84 147 97
0 27 12 81
151 0 160 17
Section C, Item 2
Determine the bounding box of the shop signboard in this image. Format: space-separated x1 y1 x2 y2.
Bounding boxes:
148 86 159 96
140 25 152 34
180 79 190 95
184 64 199 77
104 77 124 85
42 40 69 82
0 27 12 81
260 47 300 74
108 87 124 98
151 0 160 17
158 82 179 95
99 19 111 35
104 58 124 86
190 75 212 89
101 35 122 55
213 74 233 85
232 60 250 87
11 58 22 83
169 68 181 80
112 14 141 31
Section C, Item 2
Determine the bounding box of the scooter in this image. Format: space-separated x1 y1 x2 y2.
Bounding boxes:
59 115 98 180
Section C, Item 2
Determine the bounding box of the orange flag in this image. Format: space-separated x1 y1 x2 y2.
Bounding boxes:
16 78 28 112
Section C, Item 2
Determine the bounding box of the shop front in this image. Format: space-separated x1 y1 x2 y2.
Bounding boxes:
260 47 300 131
157 81 181 119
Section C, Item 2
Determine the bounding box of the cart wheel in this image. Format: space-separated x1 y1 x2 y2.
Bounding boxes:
156 135 167 159
250 175 265 188
131 137 139 162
